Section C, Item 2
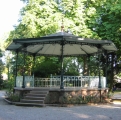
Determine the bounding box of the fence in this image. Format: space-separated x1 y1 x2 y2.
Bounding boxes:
34 76 106 88
16 75 106 89
16 76 34 87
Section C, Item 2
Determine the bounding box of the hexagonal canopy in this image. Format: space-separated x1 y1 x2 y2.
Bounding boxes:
6 32 117 56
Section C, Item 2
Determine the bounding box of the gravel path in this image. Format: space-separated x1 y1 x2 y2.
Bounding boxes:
0 90 121 120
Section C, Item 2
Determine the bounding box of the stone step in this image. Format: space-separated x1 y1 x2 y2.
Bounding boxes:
19 88 49 106
27 93 47 97
15 102 46 107
24 96 45 100
20 99 44 104
32 88 49 91
30 91 48 94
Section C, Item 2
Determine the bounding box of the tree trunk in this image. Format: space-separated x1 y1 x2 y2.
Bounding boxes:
83 56 89 76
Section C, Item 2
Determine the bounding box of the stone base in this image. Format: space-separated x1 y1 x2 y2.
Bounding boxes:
13 87 109 104
45 88 109 104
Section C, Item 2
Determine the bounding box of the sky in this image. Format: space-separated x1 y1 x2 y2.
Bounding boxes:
0 0 24 39
0 0 25 79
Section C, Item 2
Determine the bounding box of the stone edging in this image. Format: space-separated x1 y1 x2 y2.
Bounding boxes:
4 97 112 107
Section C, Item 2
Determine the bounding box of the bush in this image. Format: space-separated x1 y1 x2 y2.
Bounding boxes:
2 78 14 91
5 91 20 102
59 94 103 104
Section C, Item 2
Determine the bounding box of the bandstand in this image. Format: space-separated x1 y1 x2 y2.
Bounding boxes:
6 31 117 104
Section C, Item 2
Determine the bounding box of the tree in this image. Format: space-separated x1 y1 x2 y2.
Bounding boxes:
33 56 60 77
5 0 96 77
87 0 121 89
5 0 120 89
0 49 4 89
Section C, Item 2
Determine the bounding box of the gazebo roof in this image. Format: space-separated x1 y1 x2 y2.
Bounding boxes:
6 32 117 56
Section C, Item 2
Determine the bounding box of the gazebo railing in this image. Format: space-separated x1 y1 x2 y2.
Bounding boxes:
34 78 51 87
15 75 106 89
34 76 106 88
16 76 34 88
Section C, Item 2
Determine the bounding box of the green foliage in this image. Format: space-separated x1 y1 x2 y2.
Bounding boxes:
59 94 101 104
4 0 121 88
0 49 4 89
0 79 3 89
64 57 82 76
4 78 20 102
5 0 100 78
5 91 20 102
45 91 112 104
34 57 60 77
34 57 82 77
106 92 113 99
0 49 3 57
4 77 14 92
6 0 101 40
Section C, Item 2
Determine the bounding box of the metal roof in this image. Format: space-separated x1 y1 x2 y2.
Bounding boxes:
6 32 117 56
